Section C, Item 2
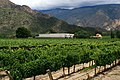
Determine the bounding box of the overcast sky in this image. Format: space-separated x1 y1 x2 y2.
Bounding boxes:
10 0 120 10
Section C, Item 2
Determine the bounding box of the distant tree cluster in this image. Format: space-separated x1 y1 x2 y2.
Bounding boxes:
95 30 102 35
116 30 120 38
111 30 120 38
74 30 91 38
16 27 31 38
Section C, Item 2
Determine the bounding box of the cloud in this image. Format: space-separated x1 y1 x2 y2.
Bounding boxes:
10 0 120 10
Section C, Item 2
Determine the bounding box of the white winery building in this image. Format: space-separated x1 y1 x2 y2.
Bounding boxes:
35 33 74 38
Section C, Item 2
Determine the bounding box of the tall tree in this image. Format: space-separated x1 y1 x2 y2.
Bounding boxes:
16 27 31 38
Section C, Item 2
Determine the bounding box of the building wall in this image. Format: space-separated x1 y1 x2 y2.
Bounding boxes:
35 33 74 38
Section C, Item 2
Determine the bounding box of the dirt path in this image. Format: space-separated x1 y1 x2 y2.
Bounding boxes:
92 65 120 80
25 63 90 80
1 61 120 80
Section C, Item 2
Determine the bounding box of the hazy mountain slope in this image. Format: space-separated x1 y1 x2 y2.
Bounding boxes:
0 0 80 38
41 4 120 30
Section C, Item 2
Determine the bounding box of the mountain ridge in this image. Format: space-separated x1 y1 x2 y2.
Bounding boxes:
41 4 120 30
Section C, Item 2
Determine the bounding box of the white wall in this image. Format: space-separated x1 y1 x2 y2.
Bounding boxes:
35 33 74 38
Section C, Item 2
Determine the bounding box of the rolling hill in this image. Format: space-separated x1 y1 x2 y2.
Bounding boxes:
0 0 81 38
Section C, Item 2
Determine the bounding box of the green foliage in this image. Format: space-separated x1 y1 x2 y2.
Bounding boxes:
21 59 47 78
74 30 90 38
111 30 115 38
110 30 120 38
0 39 120 79
16 27 31 38
10 63 23 80
116 30 120 38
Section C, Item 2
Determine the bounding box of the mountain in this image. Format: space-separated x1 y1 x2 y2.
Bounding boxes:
0 0 81 38
41 4 120 31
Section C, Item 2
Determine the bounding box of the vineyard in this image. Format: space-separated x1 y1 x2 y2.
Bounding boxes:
0 38 120 80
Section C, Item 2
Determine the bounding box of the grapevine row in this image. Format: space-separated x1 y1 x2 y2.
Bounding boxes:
0 40 120 80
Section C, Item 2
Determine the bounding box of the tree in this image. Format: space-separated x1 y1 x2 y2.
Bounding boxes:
74 30 90 38
95 29 102 35
116 30 120 38
111 30 115 38
16 27 31 38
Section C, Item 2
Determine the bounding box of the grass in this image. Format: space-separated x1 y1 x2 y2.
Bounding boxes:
80 65 95 73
